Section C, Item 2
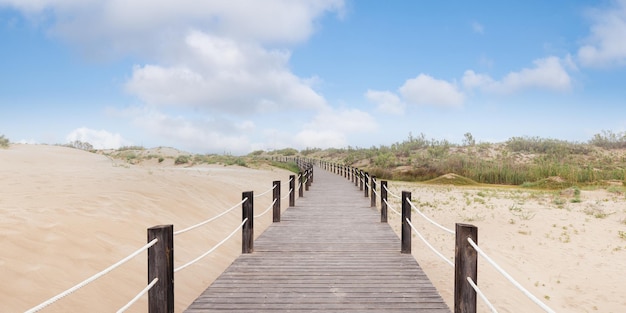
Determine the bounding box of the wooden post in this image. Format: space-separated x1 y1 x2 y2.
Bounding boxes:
354 168 358 186
455 223 478 313
364 172 369 197
359 170 364 191
289 175 295 207
401 191 411 254
381 181 388 223
305 169 310 191
242 191 254 253
370 175 376 207
148 225 174 313
272 181 280 222
298 172 304 198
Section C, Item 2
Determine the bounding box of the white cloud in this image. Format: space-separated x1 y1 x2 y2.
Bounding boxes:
365 90 405 114
126 31 327 114
578 0 626 67
294 108 378 149
399 74 465 107
65 127 131 149
130 109 252 154
462 56 572 93
2 0 344 58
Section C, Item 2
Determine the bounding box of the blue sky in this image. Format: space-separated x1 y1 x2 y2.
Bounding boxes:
1 1 625 154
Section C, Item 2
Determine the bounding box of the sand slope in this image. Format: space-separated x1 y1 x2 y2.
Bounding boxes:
1 144 293 312
385 182 626 313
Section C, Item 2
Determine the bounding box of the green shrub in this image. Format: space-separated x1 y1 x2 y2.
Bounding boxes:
0 135 9 148
158 157 164 163
175 155 189 165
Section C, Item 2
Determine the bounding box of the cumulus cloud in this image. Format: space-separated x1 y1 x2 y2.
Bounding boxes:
399 74 465 107
126 31 327 114
365 90 405 114
66 127 131 149
2 0 345 57
578 0 626 67
294 108 378 148
462 56 572 93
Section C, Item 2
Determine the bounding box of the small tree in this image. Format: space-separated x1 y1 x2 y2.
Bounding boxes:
463 132 476 146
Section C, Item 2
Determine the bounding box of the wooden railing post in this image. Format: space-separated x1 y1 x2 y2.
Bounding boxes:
401 191 411 254
148 225 174 313
455 223 478 313
298 172 304 198
381 181 388 222
370 175 376 207
364 172 369 197
359 170 364 191
242 191 254 253
272 180 281 222
354 168 358 186
289 175 295 207
305 168 310 191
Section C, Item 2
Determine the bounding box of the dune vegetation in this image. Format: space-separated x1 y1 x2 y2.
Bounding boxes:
260 130 626 189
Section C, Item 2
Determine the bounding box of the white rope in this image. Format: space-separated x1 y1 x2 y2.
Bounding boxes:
383 184 402 199
372 187 380 198
467 238 556 313
116 277 159 313
467 277 499 313
406 218 454 268
25 239 159 313
406 198 455 235
174 219 247 273
254 199 277 218
384 199 401 216
281 188 293 200
253 185 276 198
174 198 248 236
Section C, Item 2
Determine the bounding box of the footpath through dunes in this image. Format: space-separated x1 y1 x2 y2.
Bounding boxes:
185 166 450 312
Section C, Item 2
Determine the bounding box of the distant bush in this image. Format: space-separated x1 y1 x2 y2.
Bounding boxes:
67 140 93 151
274 148 298 156
158 157 164 163
248 150 264 156
589 130 626 149
175 155 189 165
117 145 145 151
0 134 9 148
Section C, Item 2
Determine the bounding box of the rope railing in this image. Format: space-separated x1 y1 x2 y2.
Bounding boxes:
253 184 276 198
406 198 455 235
383 184 402 199
405 218 454 268
116 277 159 313
25 238 159 313
383 199 401 216
173 198 248 236
281 188 293 200
254 199 277 218
467 277 498 313
175 218 248 273
467 238 556 313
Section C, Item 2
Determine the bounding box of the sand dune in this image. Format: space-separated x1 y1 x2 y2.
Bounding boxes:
1 144 293 312
384 182 626 313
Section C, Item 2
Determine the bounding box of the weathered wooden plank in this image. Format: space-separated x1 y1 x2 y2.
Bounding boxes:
184 166 450 312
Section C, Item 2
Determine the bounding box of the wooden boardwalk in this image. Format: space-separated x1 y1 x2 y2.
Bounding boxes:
185 167 451 312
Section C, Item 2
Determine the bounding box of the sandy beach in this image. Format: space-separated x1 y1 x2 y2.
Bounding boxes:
1 144 293 312
2 144 625 312
384 181 626 313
